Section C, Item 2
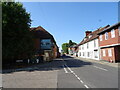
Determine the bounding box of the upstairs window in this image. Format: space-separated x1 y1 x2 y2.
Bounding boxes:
105 32 108 40
100 35 102 41
87 43 89 49
89 35 92 38
82 45 84 50
111 29 115 38
94 40 96 48
119 26 120 36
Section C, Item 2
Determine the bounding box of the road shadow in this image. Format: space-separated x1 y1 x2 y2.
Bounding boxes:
2 56 93 74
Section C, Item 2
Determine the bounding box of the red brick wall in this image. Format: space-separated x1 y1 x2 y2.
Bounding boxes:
99 28 119 47
53 45 58 58
101 47 115 62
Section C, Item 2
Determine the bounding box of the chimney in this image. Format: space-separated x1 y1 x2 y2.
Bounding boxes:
85 31 92 36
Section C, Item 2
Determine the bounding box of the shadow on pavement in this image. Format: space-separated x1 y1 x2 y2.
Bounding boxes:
2 56 92 74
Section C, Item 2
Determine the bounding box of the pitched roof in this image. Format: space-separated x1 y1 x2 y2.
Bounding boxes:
78 25 110 45
98 22 120 35
30 26 58 47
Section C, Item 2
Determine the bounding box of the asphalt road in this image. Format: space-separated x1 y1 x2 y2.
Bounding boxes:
58 56 118 88
2 56 119 88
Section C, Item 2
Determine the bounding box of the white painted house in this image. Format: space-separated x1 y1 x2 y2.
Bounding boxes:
77 25 110 60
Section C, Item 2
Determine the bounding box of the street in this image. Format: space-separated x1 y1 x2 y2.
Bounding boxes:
2 56 118 88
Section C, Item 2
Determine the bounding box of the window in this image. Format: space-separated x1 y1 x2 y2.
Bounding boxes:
87 43 89 49
83 52 84 56
108 49 112 56
82 45 84 50
80 52 81 56
119 26 120 36
87 52 90 57
103 49 106 56
94 40 96 47
111 29 115 38
89 35 92 38
46 43 50 45
100 35 102 41
105 32 108 40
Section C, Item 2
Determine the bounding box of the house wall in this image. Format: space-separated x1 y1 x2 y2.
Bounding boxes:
34 38 40 50
99 27 120 47
101 47 115 62
99 26 120 62
78 38 100 60
53 45 58 58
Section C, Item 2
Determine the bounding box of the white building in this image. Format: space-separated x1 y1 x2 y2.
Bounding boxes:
78 25 110 60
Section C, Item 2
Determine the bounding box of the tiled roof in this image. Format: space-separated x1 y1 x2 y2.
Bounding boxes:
30 26 58 46
78 25 110 46
98 22 120 34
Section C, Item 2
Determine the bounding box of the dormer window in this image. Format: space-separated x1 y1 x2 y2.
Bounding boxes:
89 35 92 38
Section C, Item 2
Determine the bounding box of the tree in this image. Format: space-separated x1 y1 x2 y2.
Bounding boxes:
2 2 35 64
62 43 69 54
68 40 77 47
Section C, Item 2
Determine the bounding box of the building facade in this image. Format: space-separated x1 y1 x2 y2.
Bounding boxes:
98 22 120 63
30 26 59 62
78 25 109 60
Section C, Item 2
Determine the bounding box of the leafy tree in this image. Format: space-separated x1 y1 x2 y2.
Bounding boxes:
68 40 77 47
62 40 77 54
2 2 35 64
62 43 69 54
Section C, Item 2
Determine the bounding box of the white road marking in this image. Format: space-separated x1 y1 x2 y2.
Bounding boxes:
63 65 68 73
64 64 89 88
64 64 74 73
84 85 89 88
80 80 84 83
93 66 108 71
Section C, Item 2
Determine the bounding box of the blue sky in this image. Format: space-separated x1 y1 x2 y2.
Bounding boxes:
22 2 118 51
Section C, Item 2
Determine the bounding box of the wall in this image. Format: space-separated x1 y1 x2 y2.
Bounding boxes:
101 47 115 62
99 27 119 47
78 38 100 60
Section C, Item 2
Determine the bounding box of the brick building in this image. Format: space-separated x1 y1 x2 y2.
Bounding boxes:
98 22 120 63
30 26 60 62
77 25 109 60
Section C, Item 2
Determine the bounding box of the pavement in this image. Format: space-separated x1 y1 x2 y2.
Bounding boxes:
2 56 119 88
70 55 119 68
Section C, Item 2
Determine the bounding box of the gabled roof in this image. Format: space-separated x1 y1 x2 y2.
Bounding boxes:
98 22 120 35
78 25 110 46
30 26 58 47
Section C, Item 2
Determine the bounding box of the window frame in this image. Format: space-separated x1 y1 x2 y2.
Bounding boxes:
119 26 120 36
102 49 106 56
105 32 108 40
108 49 112 57
111 29 115 38
100 35 102 41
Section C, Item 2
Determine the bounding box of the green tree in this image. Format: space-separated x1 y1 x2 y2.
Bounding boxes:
68 40 77 47
2 2 35 64
62 43 69 54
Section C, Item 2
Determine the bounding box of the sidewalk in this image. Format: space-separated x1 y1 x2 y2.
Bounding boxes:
2 58 63 88
70 55 119 68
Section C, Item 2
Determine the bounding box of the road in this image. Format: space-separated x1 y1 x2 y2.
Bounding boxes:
2 56 118 89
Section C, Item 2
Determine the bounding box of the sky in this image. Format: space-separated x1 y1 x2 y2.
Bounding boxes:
21 2 118 51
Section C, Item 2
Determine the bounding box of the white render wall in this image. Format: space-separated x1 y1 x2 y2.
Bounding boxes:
78 39 100 60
